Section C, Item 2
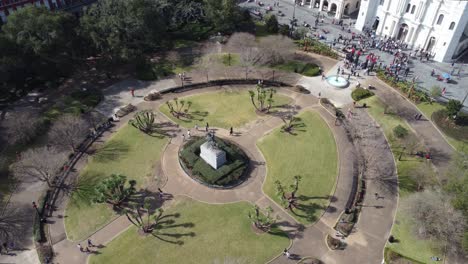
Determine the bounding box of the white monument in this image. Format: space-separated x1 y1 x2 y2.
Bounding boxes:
200 133 226 169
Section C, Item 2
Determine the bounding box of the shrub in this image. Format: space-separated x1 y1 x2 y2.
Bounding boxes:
70 88 102 108
278 24 290 35
326 235 344 250
351 88 374 101
446 99 463 119
144 91 162 101
393 125 408 138
179 137 249 186
430 85 442 98
293 85 310 94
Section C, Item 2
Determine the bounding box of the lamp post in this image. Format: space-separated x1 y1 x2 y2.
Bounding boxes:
290 2 297 35
32 201 44 222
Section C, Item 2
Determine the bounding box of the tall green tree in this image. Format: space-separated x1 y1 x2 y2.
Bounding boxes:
265 15 279 34
204 0 244 33
2 6 78 64
80 0 168 61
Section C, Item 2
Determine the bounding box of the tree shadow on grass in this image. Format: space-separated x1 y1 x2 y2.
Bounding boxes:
270 221 305 240
91 140 130 162
291 203 327 223
150 213 196 245
168 110 209 124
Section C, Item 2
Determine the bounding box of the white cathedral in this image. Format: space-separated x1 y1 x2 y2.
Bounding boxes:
355 0 468 62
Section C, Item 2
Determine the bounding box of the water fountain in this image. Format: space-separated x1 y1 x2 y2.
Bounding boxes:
326 75 349 88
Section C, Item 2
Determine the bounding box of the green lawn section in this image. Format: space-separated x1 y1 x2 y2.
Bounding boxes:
417 102 467 152
65 125 169 241
160 90 291 129
89 197 289 264
258 111 337 224
274 60 320 77
362 97 444 262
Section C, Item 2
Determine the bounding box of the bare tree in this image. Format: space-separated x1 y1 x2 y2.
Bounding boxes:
85 110 107 131
409 162 434 191
8 111 42 145
166 51 181 69
403 190 466 254
48 114 89 151
0 207 29 244
12 146 67 187
227 33 264 79
197 43 220 82
258 35 295 65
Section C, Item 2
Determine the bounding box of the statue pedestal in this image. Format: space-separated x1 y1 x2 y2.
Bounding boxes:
200 141 226 169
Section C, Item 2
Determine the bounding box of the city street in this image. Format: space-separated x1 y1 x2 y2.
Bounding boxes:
239 0 468 108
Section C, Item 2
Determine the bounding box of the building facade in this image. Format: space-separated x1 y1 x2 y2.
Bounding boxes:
355 0 468 62
0 0 96 23
297 0 361 19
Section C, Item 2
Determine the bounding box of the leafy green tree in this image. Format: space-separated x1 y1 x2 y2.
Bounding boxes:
93 174 136 207
204 0 243 33
265 15 279 34
248 205 277 232
445 99 463 119
2 6 78 64
80 0 167 61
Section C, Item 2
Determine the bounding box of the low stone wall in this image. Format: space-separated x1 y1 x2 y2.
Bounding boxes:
160 79 293 94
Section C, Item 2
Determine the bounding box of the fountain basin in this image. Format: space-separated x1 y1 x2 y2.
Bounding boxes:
326 75 349 88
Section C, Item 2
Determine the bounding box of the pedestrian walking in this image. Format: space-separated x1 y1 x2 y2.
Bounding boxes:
187 130 191 138
318 92 321 98
375 193 379 200
194 124 198 131
283 248 291 259
431 69 435 77
182 134 186 141
442 87 446 96
205 122 209 132
321 73 325 81
229 127 233 136
87 239 94 248
130 88 135 97
158 187 163 193
2 242 7 254
77 243 83 252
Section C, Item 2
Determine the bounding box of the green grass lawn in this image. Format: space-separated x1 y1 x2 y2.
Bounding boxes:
417 102 467 152
258 111 337 224
274 61 321 77
362 97 443 263
160 90 292 129
89 197 289 264
65 125 169 241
